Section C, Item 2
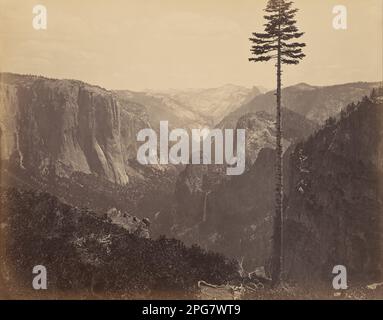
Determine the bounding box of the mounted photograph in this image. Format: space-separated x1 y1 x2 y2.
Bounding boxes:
0 0 382 300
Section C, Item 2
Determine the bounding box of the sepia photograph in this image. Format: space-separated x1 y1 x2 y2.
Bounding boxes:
0 0 382 306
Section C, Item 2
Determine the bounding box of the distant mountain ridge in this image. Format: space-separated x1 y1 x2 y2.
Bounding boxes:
116 84 261 130
219 81 381 129
151 84 261 125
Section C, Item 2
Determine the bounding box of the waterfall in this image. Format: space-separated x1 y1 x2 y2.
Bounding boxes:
15 131 25 169
202 191 211 222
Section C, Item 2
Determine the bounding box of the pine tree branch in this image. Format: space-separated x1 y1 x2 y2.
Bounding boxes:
249 37 278 45
282 42 306 48
252 32 275 39
281 32 304 41
283 52 305 59
281 58 300 64
249 56 273 62
282 48 304 55
250 45 278 55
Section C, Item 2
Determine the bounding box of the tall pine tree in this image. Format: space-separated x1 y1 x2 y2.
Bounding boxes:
249 0 306 285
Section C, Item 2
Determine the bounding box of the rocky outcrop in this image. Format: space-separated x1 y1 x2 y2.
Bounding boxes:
236 109 318 165
0 73 151 185
106 207 151 238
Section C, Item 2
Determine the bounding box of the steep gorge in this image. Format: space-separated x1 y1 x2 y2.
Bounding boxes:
173 108 317 271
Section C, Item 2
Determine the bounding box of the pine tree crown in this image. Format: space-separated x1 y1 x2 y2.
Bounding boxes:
249 0 306 65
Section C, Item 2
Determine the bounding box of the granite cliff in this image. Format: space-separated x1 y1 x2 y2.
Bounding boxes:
0 73 151 185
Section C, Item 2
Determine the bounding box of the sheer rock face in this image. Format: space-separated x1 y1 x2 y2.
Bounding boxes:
0 73 150 185
284 98 383 285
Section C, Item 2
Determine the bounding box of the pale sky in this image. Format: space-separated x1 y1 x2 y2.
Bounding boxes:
0 0 382 91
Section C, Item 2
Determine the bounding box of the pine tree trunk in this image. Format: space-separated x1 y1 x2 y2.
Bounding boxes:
272 33 283 286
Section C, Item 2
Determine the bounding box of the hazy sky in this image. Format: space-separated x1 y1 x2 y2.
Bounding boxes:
0 0 382 90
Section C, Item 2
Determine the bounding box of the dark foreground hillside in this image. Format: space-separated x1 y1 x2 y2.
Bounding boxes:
0 188 238 299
